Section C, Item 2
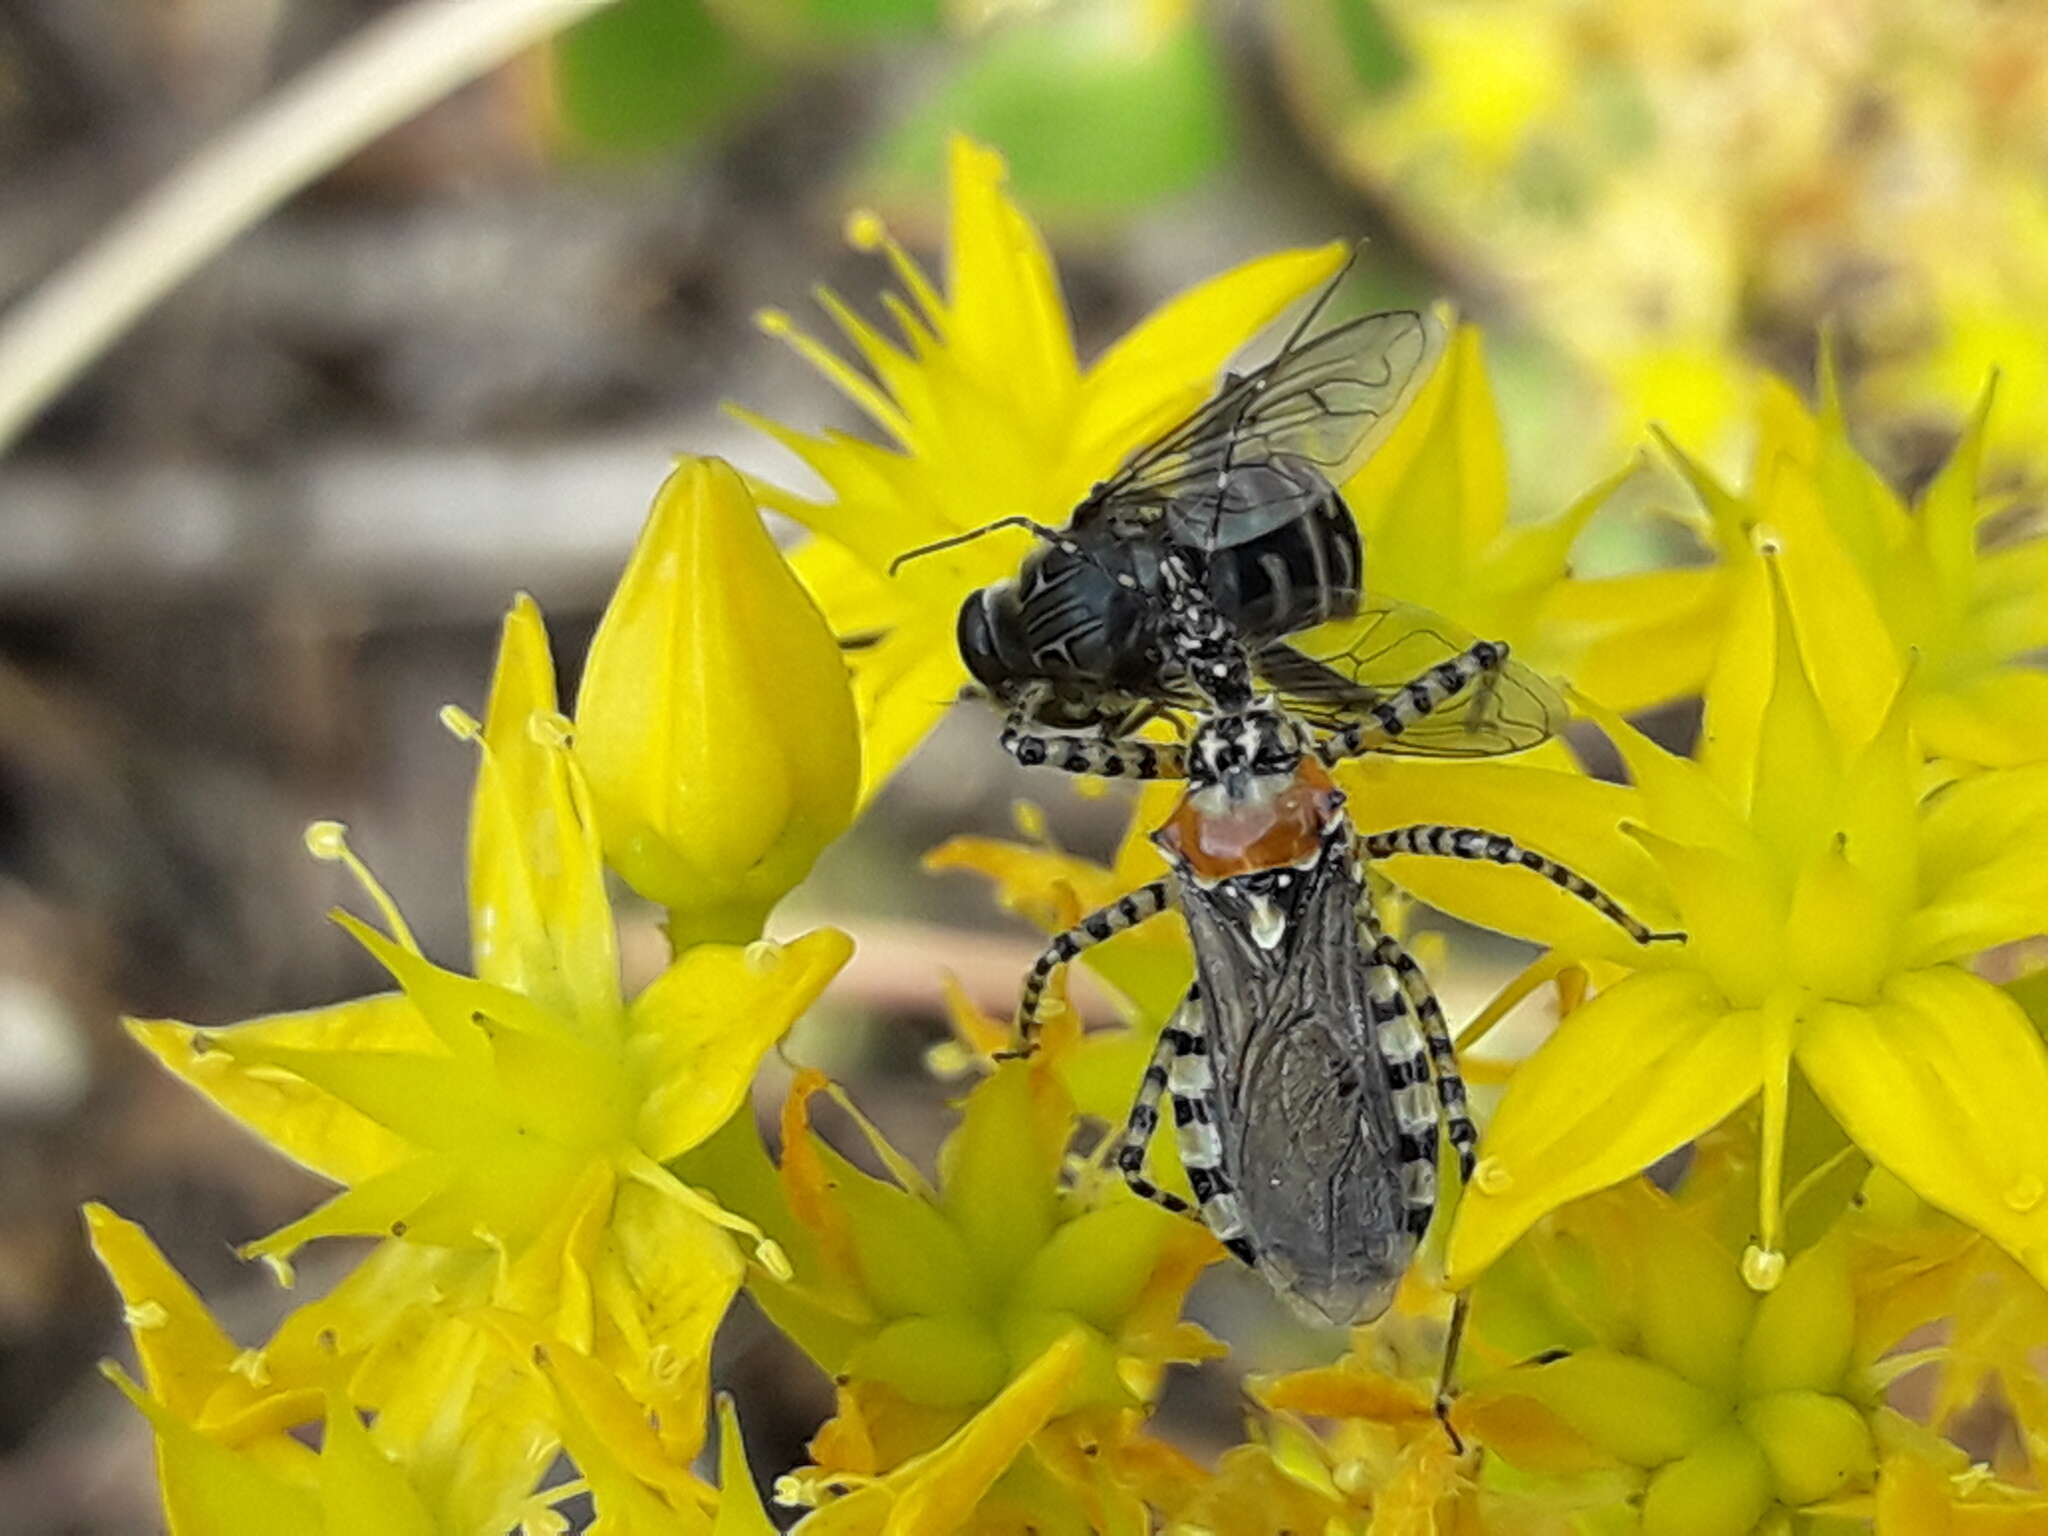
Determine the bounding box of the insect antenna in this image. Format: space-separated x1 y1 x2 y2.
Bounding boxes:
1273 239 1365 358
886 516 1062 575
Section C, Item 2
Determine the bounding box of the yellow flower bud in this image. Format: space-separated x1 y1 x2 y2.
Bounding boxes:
576 457 860 942
1471 1349 1726 1469
1738 1389 1876 1505
1640 1422 1774 1536
1740 1238 1855 1396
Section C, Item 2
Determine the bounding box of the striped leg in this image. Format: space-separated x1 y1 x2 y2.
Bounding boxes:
1357 896 1477 1448
1162 992 1258 1267
1001 714 1189 780
1356 911 1442 1242
1314 640 1510 765
1120 990 1260 1267
1016 880 1176 1046
1361 824 1683 946
1360 903 1478 1185
1110 1006 1197 1220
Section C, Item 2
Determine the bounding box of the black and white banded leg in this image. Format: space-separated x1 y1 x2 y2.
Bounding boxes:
1000 714 1190 781
1015 880 1176 1047
1314 640 1512 766
1110 990 1258 1266
1357 899 1480 1450
1351 903 1446 1243
1359 903 1478 1185
1361 824 1683 946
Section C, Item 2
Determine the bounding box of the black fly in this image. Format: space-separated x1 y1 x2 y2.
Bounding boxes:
894 262 1434 735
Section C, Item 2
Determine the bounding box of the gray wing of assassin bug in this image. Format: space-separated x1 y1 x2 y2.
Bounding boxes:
1166 817 1428 1328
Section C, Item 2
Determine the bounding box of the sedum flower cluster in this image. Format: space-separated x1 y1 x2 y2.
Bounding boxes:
99 139 2048 1534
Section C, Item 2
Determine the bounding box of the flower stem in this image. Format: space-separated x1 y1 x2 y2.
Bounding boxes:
0 0 623 457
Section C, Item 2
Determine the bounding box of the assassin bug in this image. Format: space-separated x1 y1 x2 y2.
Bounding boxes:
1003 555 1681 1410
893 259 1435 736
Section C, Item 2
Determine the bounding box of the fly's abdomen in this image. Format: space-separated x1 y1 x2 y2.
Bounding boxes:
1203 469 1362 641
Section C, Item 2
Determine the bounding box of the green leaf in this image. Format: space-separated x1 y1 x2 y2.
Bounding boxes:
864 4 1234 226
552 0 779 154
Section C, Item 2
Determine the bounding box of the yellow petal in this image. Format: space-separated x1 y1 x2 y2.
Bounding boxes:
1337 755 1672 963
576 457 860 940
810 1329 1087 1536
630 927 853 1164
1918 669 2048 770
361 1313 558 1535
1910 763 2048 965
1746 560 1846 870
466 593 620 1033
940 136 1078 425
316 1392 438 1536
125 999 423 1186
489 1315 715 1528
1542 568 1728 714
84 1206 243 1423
712 1394 781 1536
105 1366 323 1536
1448 971 1758 1283
1345 325 1503 606
1915 374 1997 614
937 1059 1065 1285
1074 243 1347 476
1796 971 2048 1289
592 1179 746 1456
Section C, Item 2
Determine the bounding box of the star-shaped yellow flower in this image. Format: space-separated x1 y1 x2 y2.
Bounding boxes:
1557 363 2048 744
1342 546 2048 1294
679 1033 1221 1534
121 546 853 1488
735 134 1351 797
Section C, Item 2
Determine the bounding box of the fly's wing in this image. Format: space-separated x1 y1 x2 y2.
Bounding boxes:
1256 598 1567 757
1182 843 1412 1326
1084 310 1436 553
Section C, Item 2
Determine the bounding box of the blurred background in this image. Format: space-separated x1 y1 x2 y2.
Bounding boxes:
1 1 2044 1528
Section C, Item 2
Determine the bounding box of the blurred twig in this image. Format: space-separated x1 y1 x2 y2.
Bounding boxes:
0 0 623 458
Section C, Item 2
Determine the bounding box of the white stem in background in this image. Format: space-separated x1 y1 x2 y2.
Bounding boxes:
0 0 623 459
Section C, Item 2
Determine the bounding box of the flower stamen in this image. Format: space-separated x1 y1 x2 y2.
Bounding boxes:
303 820 422 957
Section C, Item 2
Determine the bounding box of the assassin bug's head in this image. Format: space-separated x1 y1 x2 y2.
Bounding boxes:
1187 705 1312 805
1156 705 1344 886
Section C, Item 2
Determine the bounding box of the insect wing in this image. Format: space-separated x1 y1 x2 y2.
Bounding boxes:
1180 844 1410 1326
1086 310 1435 553
1262 599 1568 757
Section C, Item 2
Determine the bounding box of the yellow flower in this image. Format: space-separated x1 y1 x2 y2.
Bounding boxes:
87 1204 503 1534
1458 1181 1880 1536
1562 366 2048 755
575 455 860 942
1342 547 2048 1292
680 1047 1221 1534
90 1203 783 1536
1849 1170 2048 1489
125 592 852 1485
735 134 1351 796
